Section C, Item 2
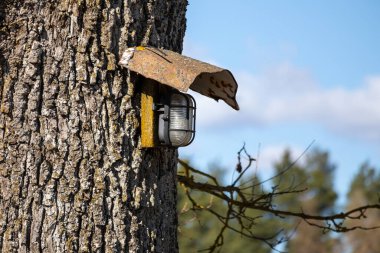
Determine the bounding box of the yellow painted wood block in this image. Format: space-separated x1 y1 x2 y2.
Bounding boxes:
141 79 158 148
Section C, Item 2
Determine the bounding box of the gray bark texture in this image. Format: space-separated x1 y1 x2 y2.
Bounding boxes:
0 0 187 252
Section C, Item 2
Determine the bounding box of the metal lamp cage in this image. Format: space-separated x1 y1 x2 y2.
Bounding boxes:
157 91 196 147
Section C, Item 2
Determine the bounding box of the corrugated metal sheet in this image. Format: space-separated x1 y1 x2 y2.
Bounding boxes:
119 47 239 110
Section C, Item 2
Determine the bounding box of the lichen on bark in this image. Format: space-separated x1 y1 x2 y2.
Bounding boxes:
0 0 188 252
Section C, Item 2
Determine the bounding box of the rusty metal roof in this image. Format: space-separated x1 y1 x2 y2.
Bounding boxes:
119 46 239 110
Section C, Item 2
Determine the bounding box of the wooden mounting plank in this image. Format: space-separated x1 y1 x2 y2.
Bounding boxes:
141 79 158 148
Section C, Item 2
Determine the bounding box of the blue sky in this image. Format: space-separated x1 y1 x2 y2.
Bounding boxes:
180 0 380 202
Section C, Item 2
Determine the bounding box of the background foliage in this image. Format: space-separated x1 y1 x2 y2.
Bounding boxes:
177 148 380 253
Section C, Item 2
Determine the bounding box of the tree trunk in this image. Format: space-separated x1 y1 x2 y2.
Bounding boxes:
0 0 187 252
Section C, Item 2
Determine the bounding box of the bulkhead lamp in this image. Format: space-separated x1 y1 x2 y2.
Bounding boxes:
157 91 196 147
118 46 240 148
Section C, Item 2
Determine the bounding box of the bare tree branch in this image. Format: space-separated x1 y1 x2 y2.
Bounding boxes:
177 144 380 252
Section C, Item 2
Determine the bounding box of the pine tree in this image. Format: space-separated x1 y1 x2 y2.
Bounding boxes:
345 162 380 253
273 149 339 253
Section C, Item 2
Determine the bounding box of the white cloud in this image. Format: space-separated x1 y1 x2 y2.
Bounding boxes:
245 144 307 174
194 62 380 142
256 144 289 172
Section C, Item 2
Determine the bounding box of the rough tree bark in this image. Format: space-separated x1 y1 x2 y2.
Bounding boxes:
0 0 187 252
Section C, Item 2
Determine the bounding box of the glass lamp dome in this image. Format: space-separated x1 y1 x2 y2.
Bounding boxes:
158 92 196 147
